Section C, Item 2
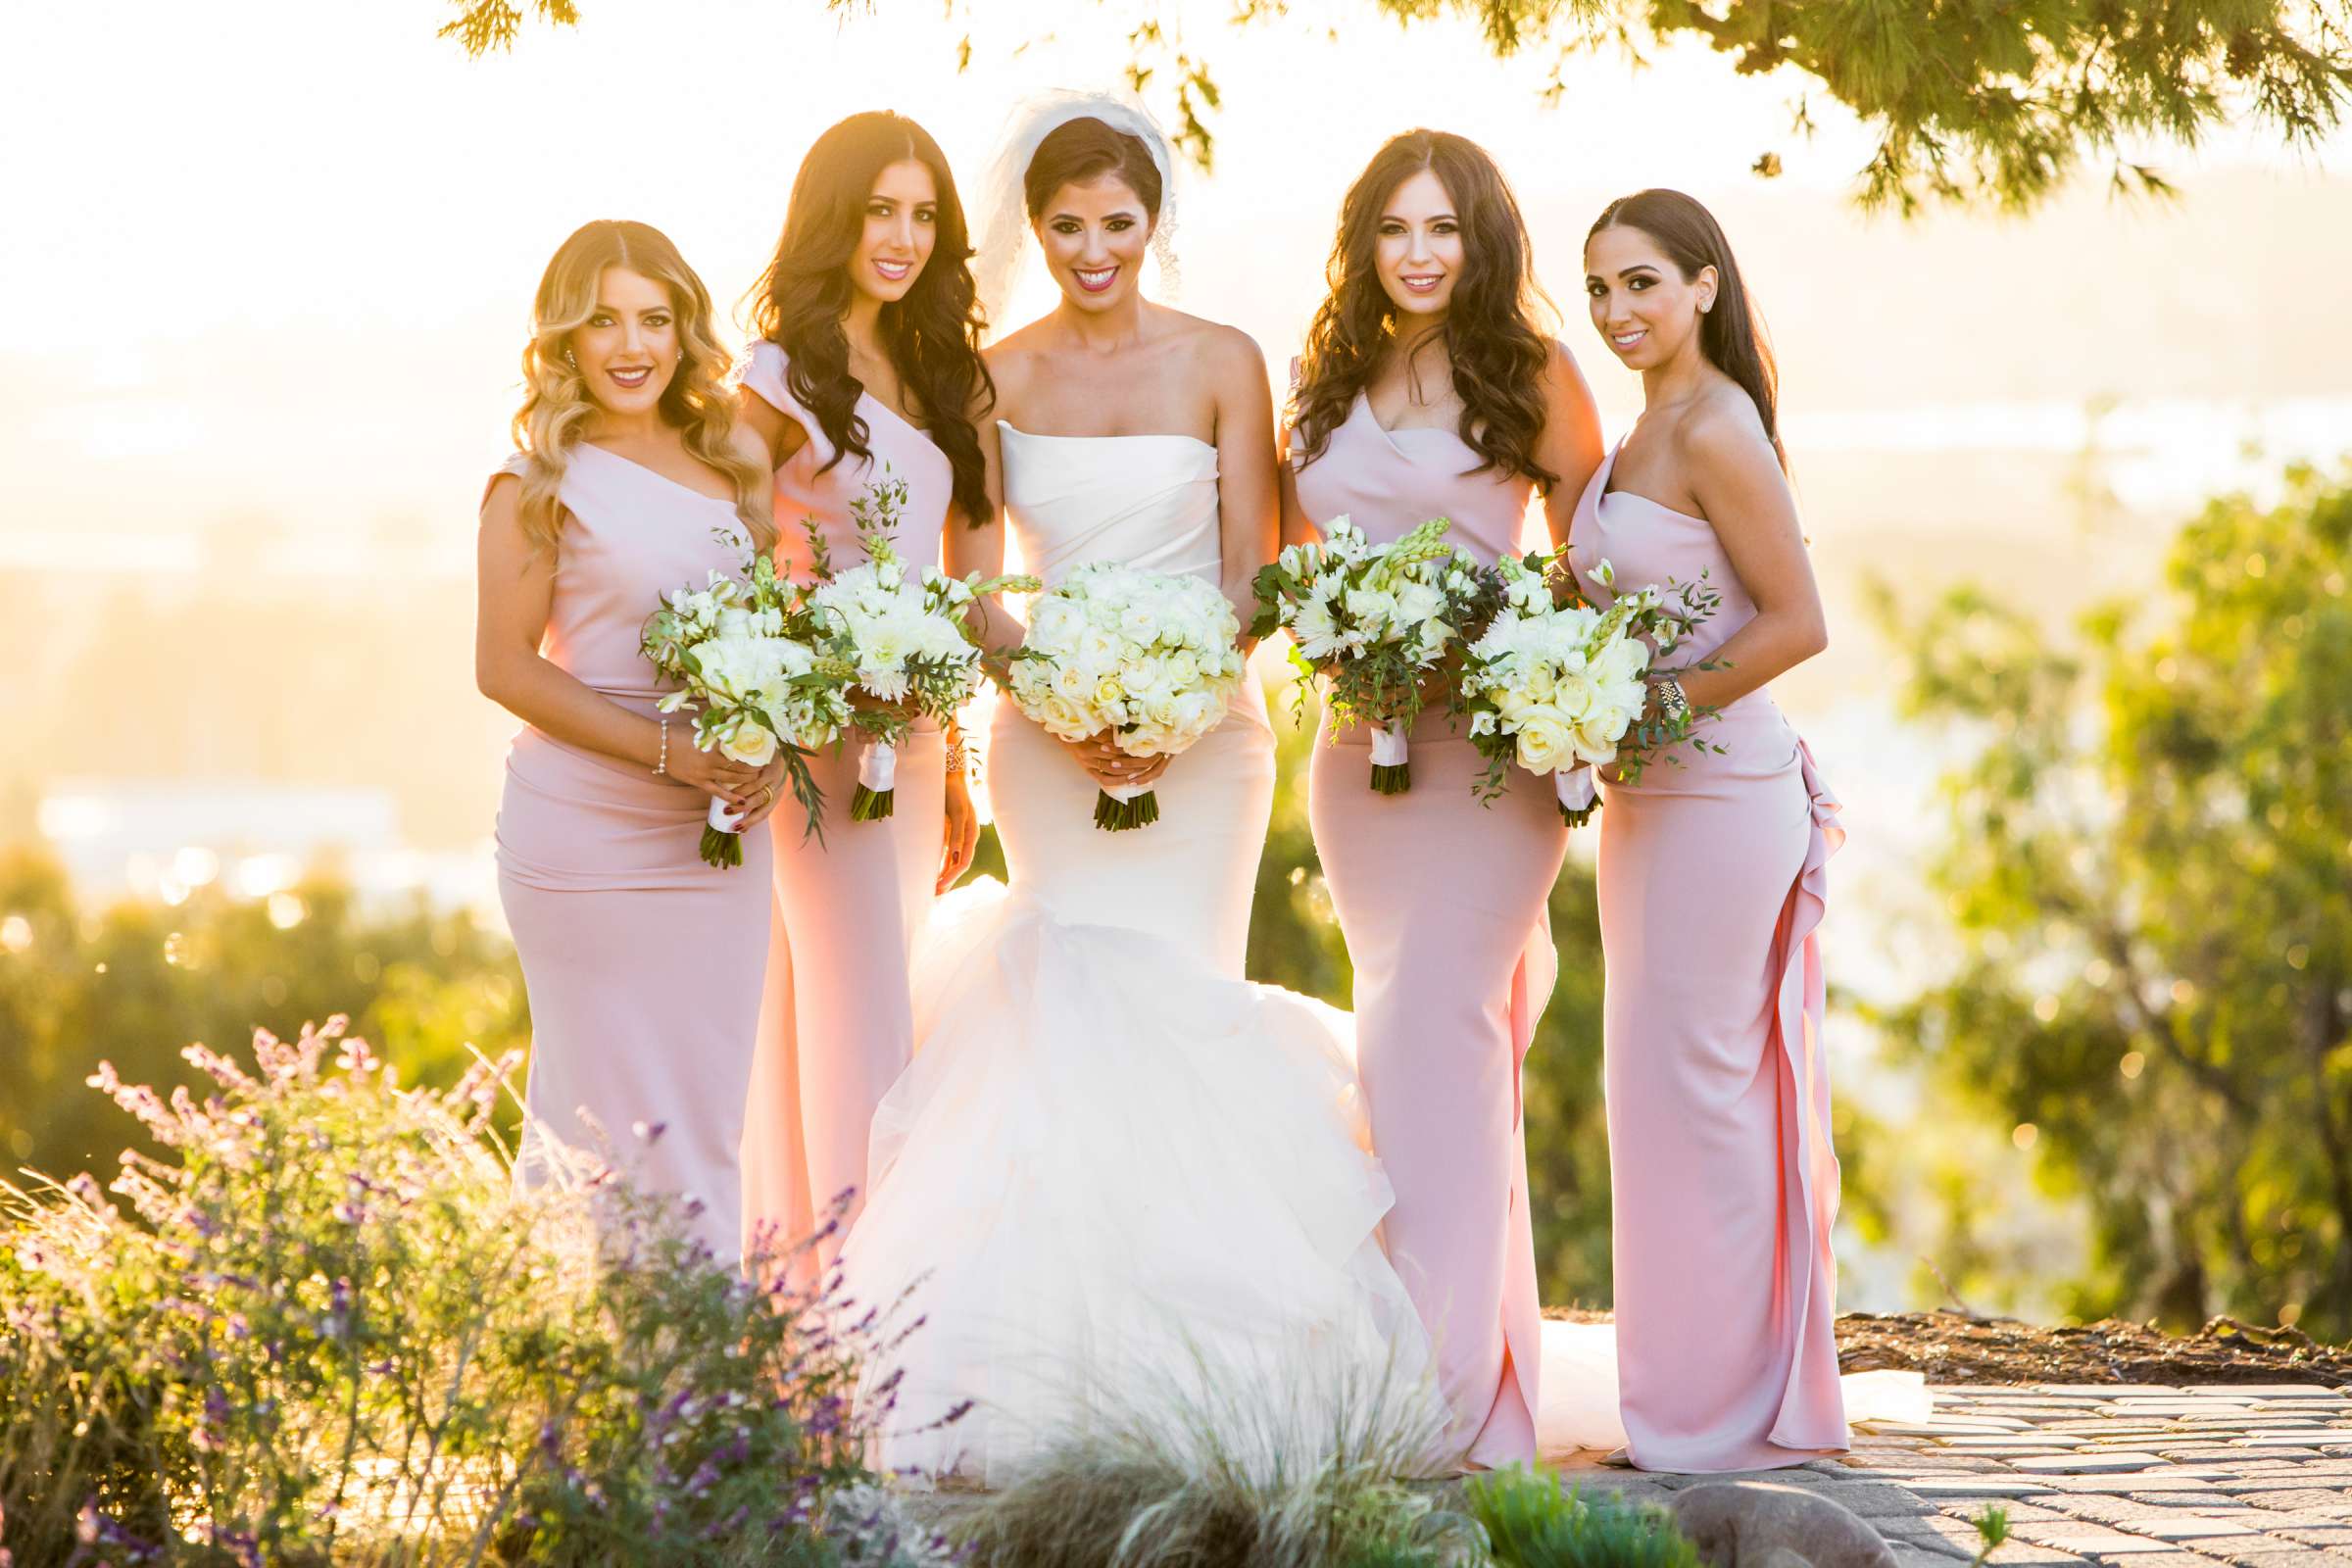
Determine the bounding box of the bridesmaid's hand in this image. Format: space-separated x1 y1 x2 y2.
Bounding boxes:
1061 733 1170 791
730 758 793 832
849 690 919 740
939 769 980 893
668 742 764 809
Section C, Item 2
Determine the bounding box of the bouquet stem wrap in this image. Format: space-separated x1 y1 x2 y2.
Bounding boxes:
1368 720 1412 796
851 739 898 822
703 798 748 868
1094 779 1159 833
1555 767 1598 829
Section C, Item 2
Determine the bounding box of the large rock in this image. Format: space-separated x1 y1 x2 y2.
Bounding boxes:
1668 1481 1895 1568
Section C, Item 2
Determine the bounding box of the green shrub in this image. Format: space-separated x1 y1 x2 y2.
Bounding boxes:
0 1016 953 1567
1464 1468 1699 1568
956 1349 1481 1568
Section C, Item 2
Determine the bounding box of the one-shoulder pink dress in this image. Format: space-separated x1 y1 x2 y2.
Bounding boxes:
1293 393 1567 1468
1566 439 1849 1471
493 444 774 1268
737 340 957 1274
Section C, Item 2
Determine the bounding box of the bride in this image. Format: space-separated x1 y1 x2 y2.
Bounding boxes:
833 94 1444 1482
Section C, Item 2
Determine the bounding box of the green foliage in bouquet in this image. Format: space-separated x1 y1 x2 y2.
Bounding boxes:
0 1016 951 1567
1252 517 1493 796
801 475 1035 824
1459 549 1726 828
1464 1468 1699 1568
641 546 856 862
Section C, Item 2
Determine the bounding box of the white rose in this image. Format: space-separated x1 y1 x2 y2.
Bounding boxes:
720 723 778 767
1514 710 1574 774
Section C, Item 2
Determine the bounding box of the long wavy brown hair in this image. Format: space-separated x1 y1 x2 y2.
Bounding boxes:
1290 129 1558 492
743 111 992 525
511 220 772 554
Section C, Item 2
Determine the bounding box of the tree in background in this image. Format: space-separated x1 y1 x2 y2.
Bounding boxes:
1873 466 2351 1337
0 849 529 1182
443 0 2352 210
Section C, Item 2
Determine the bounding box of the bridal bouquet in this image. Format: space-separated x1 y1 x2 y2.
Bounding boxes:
802 478 1035 821
1250 516 1488 794
640 555 854 865
1005 563 1247 831
1460 551 1721 827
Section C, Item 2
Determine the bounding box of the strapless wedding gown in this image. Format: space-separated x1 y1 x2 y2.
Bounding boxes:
836 424 1443 1483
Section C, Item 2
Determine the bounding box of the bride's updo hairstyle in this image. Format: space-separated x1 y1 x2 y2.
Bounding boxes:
514 220 771 554
745 111 992 524
1291 129 1557 492
1589 189 1783 469
1022 116 1164 222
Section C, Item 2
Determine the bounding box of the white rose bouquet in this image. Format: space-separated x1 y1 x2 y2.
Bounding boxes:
1460 550 1722 827
802 478 1035 821
1005 563 1247 832
1250 515 1489 794
640 553 855 866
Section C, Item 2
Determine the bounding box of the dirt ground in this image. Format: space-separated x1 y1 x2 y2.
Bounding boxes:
1831 1308 2352 1386
1544 1306 2352 1386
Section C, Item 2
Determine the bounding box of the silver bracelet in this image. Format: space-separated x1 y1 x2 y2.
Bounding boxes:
653 715 669 776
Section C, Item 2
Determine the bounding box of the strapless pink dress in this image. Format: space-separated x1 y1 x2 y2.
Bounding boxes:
1292 393 1567 1468
492 445 773 1267
1566 439 1849 1471
736 341 957 1275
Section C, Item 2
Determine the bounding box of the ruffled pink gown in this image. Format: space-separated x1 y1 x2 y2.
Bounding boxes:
1566 439 1850 1471
1292 393 1567 1468
736 341 956 1274
493 445 773 1268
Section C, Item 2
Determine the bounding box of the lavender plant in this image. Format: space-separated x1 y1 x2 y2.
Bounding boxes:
0 1017 954 1568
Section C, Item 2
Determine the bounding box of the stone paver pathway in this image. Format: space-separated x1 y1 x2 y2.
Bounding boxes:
1565 1382 2352 1564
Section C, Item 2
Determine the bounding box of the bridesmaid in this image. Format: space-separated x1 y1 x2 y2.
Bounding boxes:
1574 189 1846 1470
477 220 786 1267
1279 128 1602 1469
735 111 999 1276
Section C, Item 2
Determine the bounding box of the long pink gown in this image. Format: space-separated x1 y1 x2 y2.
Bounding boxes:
1566 438 1849 1471
1293 393 1567 1468
493 444 773 1268
736 340 955 1273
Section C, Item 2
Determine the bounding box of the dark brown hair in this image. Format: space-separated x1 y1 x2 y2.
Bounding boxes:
745 111 993 524
1022 118 1164 221
1290 129 1558 492
1589 188 1783 468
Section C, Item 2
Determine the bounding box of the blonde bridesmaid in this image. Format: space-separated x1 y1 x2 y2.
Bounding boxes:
1573 189 1847 1470
1280 129 1602 1469
735 111 1000 1276
477 220 786 1268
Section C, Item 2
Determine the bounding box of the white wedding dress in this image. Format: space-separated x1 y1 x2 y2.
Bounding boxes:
836 424 1444 1483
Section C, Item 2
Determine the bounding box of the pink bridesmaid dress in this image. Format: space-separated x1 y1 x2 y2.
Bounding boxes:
493 444 773 1267
736 340 956 1273
1293 392 1567 1468
1566 439 1849 1471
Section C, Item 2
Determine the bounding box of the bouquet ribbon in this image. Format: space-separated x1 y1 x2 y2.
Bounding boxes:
1555 767 1598 829
1368 718 1412 796
858 740 897 795
851 737 899 822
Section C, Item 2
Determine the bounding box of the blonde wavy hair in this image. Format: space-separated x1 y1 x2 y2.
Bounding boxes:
511 220 774 554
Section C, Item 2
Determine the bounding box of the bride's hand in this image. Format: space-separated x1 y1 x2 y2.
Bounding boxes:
1062 733 1170 791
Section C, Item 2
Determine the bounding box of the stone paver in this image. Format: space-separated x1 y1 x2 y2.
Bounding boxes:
1614 1380 2352 1565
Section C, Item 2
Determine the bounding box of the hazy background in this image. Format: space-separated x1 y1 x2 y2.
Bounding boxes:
6 0 2349 1317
